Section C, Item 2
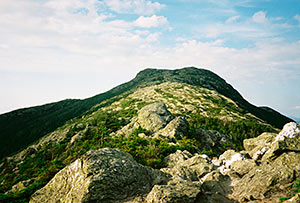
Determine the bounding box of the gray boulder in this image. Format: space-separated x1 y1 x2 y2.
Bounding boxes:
232 152 300 201
243 132 276 161
154 116 189 141
164 150 193 168
262 122 300 161
243 122 300 162
163 154 213 182
137 103 174 133
218 150 256 177
146 179 202 203
200 171 234 203
30 148 168 203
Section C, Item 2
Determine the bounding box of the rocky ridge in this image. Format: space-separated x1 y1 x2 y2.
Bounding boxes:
1 67 292 161
28 103 300 203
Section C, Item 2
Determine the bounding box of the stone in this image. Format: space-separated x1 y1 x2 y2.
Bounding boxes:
262 122 300 161
30 148 168 203
243 132 275 152
154 116 189 141
19 147 36 160
243 132 276 161
114 117 140 137
164 150 193 168
146 179 202 203
230 158 256 176
200 171 234 203
218 150 246 174
137 103 174 133
165 154 213 181
232 152 300 201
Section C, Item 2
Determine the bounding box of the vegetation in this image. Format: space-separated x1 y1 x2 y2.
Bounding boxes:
188 115 276 151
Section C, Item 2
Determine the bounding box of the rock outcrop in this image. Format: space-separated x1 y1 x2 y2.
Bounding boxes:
30 148 168 203
114 102 189 143
30 116 300 203
137 103 174 133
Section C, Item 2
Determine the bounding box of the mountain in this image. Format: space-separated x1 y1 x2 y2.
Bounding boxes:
0 67 293 160
0 67 297 202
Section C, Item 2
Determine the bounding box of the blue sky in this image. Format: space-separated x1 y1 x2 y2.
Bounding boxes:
0 0 300 119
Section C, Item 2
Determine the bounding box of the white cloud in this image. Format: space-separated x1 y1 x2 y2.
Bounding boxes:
103 0 165 15
1 0 299 84
295 14 300 25
226 15 240 23
252 11 268 24
296 106 300 110
134 15 168 28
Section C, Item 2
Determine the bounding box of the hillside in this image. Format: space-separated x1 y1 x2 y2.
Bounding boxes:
0 67 293 160
0 78 292 202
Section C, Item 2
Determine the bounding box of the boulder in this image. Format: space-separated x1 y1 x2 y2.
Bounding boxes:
154 116 189 141
232 152 300 201
230 158 256 177
164 150 193 168
243 132 275 152
30 148 168 203
200 171 234 203
137 103 174 133
146 179 202 203
164 154 213 181
262 122 300 161
243 132 276 161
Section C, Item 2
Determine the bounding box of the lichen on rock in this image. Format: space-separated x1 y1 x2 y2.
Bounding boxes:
30 148 168 203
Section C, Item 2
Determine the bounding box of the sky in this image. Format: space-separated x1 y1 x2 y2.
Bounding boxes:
0 0 300 119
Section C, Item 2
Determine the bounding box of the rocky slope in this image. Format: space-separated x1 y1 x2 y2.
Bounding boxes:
0 67 292 159
0 67 295 203
0 99 298 203
26 105 300 202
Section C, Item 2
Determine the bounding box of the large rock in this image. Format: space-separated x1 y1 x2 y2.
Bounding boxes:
218 150 256 177
30 148 168 203
146 179 202 203
232 152 300 201
164 150 193 168
137 103 174 133
262 122 300 161
200 171 234 203
243 132 276 161
163 154 213 181
154 116 189 141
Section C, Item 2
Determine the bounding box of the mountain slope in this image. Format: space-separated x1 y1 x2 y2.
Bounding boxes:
0 67 293 159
